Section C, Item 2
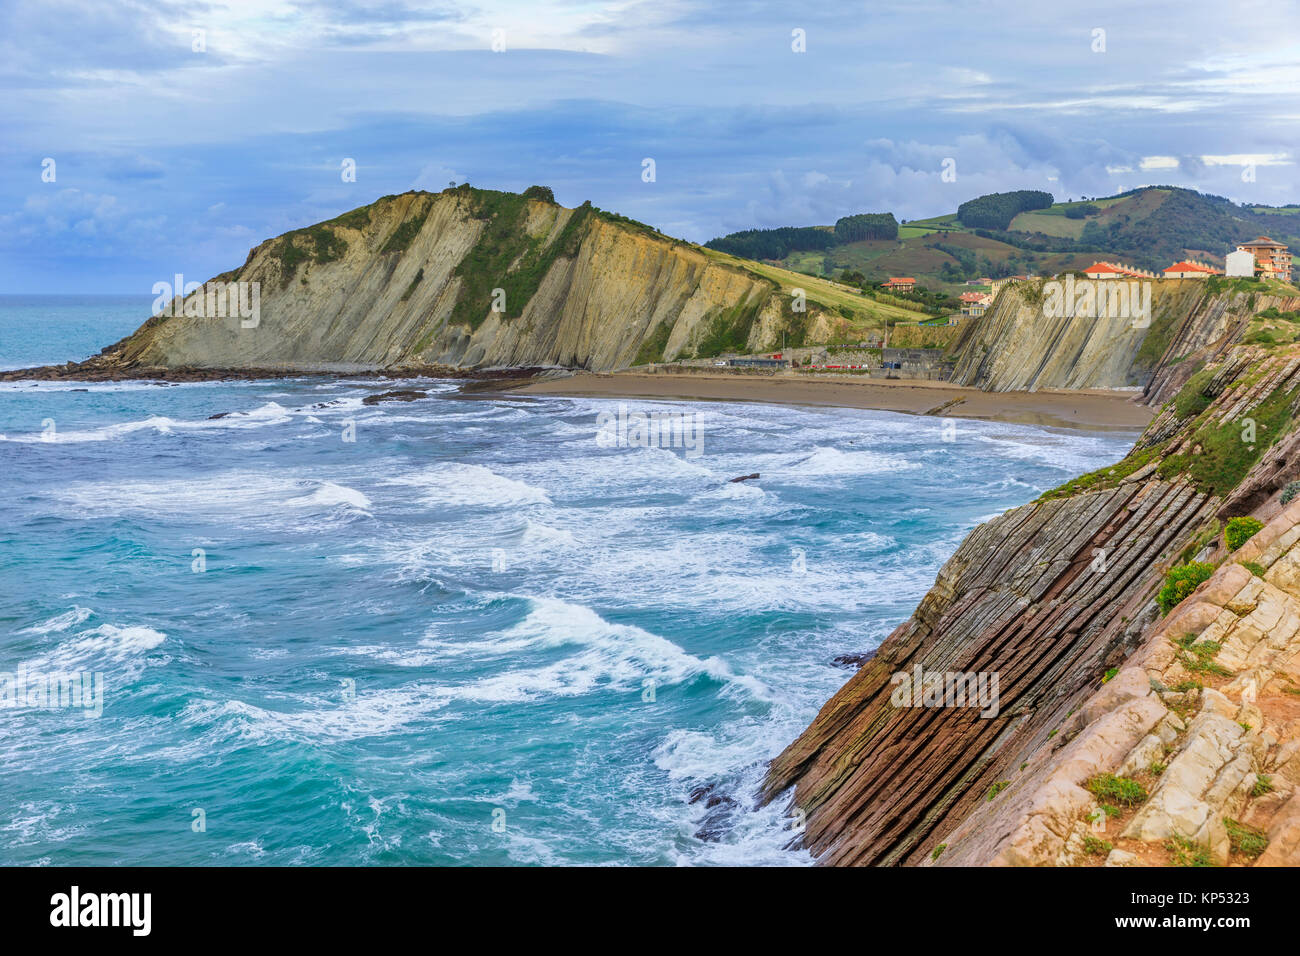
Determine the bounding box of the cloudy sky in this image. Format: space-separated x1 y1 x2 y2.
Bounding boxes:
2 0 1298 291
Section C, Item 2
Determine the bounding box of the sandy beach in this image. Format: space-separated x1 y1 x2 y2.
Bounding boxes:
514 371 1154 432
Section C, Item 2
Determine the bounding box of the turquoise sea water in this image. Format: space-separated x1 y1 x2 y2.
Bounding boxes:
0 298 1137 865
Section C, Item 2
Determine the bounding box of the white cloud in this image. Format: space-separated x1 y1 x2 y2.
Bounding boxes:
1201 153 1290 167
1139 155 1180 170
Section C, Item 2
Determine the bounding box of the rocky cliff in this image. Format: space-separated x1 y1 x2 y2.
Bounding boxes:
15 187 896 380
764 339 1300 866
948 277 1300 397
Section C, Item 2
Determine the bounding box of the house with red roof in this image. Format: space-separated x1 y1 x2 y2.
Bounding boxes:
882 277 916 290
1162 260 1222 279
1083 262 1156 280
958 291 992 316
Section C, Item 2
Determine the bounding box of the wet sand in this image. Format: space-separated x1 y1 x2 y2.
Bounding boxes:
514 371 1153 432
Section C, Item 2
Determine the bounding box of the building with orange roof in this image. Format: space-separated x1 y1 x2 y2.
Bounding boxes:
1083 261 1157 280
1162 260 1222 279
882 277 916 290
958 291 992 316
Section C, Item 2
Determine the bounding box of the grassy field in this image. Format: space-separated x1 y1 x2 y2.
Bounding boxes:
700 246 932 329
1007 210 1086 238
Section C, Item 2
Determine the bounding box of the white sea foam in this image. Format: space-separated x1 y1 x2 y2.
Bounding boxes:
20 624 166 677
16 606 94 635
774 445 920 478
416 597 772 704
181 685 450 743
520 519 579 548
286 481 372 512
0 401 305 444
48 473 372 524
384 463 552 508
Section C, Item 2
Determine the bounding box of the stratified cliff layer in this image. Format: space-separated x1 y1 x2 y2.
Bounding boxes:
948 278 1300 396
20 188 889 379
764 341 1300 866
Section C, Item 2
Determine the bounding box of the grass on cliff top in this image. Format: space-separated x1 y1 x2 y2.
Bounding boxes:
448 187 593 330
1044 346 1300 502
1037 442 1163 501
1157 383 1300 497
268 223 349 285
1241 306 1300 348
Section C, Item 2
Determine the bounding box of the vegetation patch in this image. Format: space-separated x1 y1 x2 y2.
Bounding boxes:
381 210 429 254
1038 443 1162 500
1082 835 1112 857
1157 385 1300 497
1224 516 1264 552
1282 480 1300 505
1086 773 1148 807
633 319 674 365
269 224 349 284
1165 833 1216 867
693 296 765 358
1173 634 1233 678
1173 365 1216 418
957 190 1054 230
400 267 424 302
704 226 836 260
1223 818 1268 859
986 781 1010 801
329 206 372 231
448 189 594 330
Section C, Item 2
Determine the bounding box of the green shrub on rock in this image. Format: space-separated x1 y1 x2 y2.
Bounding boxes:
1224 516 1264 552
1157 561 1216 615
1281 480 1300 505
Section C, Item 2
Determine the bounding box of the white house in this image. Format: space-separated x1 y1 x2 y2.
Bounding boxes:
1225 249 1256 278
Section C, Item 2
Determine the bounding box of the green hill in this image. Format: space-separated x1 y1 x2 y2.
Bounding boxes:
706 187 1300 296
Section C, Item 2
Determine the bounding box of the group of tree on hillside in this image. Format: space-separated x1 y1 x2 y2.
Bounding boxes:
704 226 837 260
832 212 899 242
956 190 1054 230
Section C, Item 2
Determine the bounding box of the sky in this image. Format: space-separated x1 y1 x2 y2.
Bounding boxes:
1 0 1298 292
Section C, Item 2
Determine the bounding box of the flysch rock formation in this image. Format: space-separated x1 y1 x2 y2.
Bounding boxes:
947 277 1300 397
763 344 1300 866
6 188 848 381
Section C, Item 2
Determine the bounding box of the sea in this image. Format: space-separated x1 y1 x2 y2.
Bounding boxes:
0 295 1137 865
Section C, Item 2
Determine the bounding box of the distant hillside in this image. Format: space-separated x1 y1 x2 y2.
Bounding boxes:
707 187 1300 295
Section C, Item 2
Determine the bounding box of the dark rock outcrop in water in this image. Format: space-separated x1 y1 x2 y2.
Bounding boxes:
728 473 760 483
831 650 876 670
362 389 427 405
688 783 740 842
